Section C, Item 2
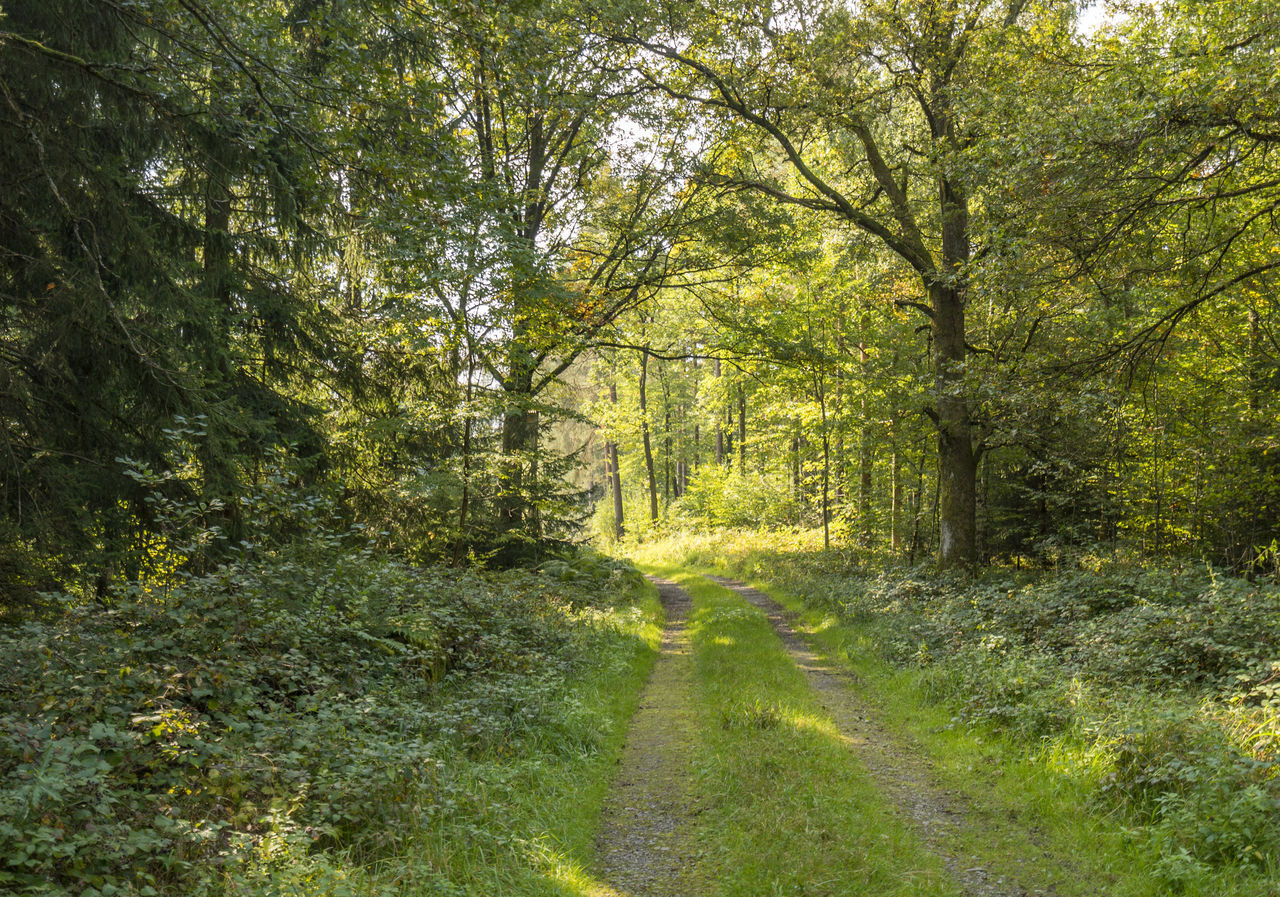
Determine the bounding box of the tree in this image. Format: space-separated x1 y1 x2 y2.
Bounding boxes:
0 0 355 587
600 0 1080 566
407 0 718 554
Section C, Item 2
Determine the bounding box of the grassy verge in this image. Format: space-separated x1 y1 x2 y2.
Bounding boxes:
374 578 664 897
643 563 960 897
629 532 1280 896
404 580 664 897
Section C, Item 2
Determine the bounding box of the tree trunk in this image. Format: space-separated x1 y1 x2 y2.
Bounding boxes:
737 384 746 472
909 445 926 565
820 376 831 551
834 314 845 511
1151 379 1163 553
640 350 659 523
890 444 903 552
663 379 672 507
792 427 801 500
1249 304 1263 411
691 350 700 474
199 127 244 554
858 306 873 545
798 435 806 501
714 357 724 465
608 380 625 539
930 167 977 568
457 351 476 552
724 402 734 468
528 409 540 540
497 358 536 534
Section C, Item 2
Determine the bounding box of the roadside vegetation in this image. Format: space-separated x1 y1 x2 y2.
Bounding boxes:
632 531 1280 895
0 483 658 897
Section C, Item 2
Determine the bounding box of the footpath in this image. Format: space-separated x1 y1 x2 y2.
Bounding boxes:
593 573 1070 897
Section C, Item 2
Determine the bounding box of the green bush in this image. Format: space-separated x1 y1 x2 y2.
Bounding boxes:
675 467 801 529
0 542 646 895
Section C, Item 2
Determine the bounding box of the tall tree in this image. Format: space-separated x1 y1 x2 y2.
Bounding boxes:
602 0 1077 566
419 0 713 552
0 0 354 586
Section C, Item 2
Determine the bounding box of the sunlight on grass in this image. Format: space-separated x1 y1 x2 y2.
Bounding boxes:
641 565 960 897
783 708 845 741
809 614 840 634
1039 738 1107 783
529 843 624 897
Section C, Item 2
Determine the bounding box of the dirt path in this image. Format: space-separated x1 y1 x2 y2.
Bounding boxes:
595 573 1071 897
708 575 1059 897
593 578 699 897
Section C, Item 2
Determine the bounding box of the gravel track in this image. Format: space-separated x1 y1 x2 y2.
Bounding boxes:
594 573 1071 897
708 575 1061 897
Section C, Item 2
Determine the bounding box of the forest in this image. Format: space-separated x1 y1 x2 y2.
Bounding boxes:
2 0 1280 894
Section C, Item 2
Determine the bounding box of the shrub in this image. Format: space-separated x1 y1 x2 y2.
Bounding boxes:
0 543 647 895
675 467 801 529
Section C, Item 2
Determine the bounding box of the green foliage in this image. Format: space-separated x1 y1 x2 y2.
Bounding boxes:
0 528 651 895
676 466 802 529
538 549 647 595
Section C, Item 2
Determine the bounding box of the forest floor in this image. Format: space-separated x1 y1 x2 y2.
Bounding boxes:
595 572 1079 897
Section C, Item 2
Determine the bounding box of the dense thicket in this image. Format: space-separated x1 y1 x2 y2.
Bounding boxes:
0 508 651 893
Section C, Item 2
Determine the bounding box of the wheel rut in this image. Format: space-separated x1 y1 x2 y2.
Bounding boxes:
594 577 698 897
708 575 1063 897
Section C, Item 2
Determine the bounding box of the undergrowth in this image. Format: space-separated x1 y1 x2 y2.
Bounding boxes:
630 529 1280 891
1 539 656 896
